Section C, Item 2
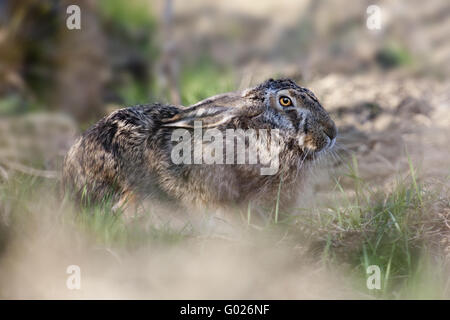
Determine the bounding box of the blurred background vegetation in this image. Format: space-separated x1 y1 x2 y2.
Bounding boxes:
1 0 448 123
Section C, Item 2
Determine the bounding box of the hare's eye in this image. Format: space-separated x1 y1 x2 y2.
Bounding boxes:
279 96 293 107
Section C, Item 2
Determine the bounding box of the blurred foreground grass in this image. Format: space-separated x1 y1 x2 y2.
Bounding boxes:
0 157 448 299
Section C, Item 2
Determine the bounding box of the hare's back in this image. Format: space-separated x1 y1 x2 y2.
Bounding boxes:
62 103 179 202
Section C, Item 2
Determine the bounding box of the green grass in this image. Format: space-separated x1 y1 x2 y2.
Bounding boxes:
73 199 189 248
0 174 188 251
287 156 449 299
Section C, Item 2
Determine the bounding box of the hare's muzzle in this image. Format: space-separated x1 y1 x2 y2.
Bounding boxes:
302 116 337 154
323 120 337 148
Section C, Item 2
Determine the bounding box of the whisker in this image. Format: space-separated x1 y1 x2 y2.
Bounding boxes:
295 149 310 180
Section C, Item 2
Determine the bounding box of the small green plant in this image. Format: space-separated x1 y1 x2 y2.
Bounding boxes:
375 42 414 69
180 60 234 106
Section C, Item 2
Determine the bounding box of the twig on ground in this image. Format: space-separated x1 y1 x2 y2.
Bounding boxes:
0 160 59 179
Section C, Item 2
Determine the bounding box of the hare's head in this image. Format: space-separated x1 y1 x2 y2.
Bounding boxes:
244 78 337 154
163 78 336 155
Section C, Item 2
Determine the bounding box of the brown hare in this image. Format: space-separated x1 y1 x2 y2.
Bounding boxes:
63 79 337 214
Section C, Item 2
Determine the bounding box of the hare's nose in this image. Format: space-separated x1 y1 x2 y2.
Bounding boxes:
323 121 337 141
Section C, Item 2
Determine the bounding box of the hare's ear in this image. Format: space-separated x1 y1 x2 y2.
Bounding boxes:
161 105 236 129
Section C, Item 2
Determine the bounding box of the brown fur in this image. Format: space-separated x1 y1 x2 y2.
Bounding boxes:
62 79 337 213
